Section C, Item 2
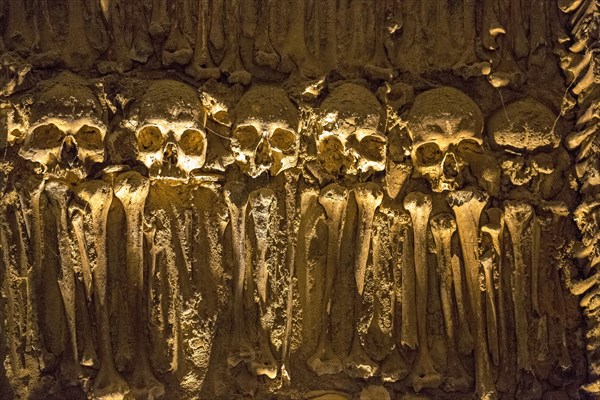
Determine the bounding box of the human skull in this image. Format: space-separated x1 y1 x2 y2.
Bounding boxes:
230 86 299 177
317 83 386 177
406 86 484 192
488 98 561 192
18 73 106 178
125 80 208 181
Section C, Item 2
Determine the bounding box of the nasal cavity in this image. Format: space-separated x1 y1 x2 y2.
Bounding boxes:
60 136 79 166
163 143 178 165
255 140 272 167
443 153 459 178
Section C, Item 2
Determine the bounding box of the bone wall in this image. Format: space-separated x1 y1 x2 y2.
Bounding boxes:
0 1 596 400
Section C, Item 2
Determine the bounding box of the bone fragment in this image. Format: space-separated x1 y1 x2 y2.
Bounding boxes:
113 171 163 398
480 252 499 367
404 192 441 392
448 188 496 399
75 179 129 399
430 213 472 392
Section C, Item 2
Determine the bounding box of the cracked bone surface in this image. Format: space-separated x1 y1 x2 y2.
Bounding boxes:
447 188 496 399
344 182 383 379
248 187 278 379
308 183 349 376
403 192 442 392
430 213 472 392
113 171 164 398
503 201 534 372
75 179 129 399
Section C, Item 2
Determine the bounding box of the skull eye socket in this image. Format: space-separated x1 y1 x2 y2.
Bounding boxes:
76 125 103 149
29 123 64 149
233 125 261 150
269 128 296 153
415 142 443 166
359 135 386 162
137 126 164 152
179 129 205 156
455 139 483 158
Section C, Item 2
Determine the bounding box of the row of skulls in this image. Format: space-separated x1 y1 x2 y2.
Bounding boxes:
1 73 563 193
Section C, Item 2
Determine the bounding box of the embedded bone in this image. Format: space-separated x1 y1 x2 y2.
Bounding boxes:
45 179 80 378
223 183 253 367
503 201 534 372
377 206 410 383
143 222 161 319
403 192 442 392
481 207 509 384
479 252 499 367
75 179 129 399
553 265 573 372
70 204 93 302
430 213 472 392
14 176 47 362
308 183 348 376
281 169 300 380
185 0 221 80
481 0 505 50
531 214 543 316
401 218 418 350
451 254 474 356
113 171 163 398
447 188 495 399
248 187 278 379
344 182 383 379
353 183 384 297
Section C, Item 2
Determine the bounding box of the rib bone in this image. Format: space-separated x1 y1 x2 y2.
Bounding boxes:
504 201 533 372
344 182 383 379
430 213 472 393
448 188 495 399
113 171 164 398
75 179 129 399
404 192 442 392
307 183 348 376
248 188 278 379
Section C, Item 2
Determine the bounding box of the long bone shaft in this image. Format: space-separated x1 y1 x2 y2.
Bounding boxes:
15 176 45 357
45 179 79 371
430 213 471 392
404 192 441 392
75 179 129 398
224 183 251 366
281 169 300 381
248 187 278 379
448 188 495 399
307 183 348 376
113 171 163 397
344 182 383 379
504 201 533 371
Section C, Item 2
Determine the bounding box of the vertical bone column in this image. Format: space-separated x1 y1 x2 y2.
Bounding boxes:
45 179 80 377
503 201 533 371
430 213 471 392
113 171 163 397
248 188 278 379
344 182 383 378
403 192 441 392
75 179 129 398
307 183 348 376
15 176 46 361
224 183 252 366
447 188 495 399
